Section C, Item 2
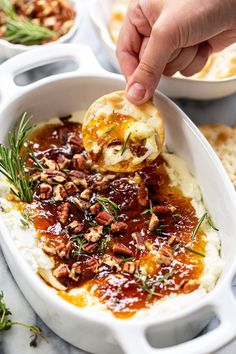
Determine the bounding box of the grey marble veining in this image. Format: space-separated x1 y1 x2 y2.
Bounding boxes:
0 1 236 353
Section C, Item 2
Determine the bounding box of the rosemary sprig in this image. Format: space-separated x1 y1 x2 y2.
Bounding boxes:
0 112 34 203
29 152 44 172
121 132 131 156
96 196 119 217
70 234 86 257
185 247 205 258
191 213 207 240
0 0 16 19
105 125 117 134
97 234 111 254
207 214 219 231
5 18 56 45
0 291 46 347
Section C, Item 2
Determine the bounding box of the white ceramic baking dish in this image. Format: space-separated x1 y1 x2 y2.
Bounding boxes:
89 0 236 100
0 0 80 59
0 44 236 354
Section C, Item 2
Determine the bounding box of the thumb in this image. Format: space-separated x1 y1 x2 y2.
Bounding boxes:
126 26 173 104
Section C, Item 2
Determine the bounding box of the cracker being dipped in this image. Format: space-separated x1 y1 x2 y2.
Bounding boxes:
82 91 165 172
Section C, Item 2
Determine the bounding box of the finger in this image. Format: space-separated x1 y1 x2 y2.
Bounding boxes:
164 45 199 76
180 42 211 77
116 16 141 80
126 24 173 104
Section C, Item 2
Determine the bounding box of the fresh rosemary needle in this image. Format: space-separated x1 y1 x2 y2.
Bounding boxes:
191 213 207 240
0 112 34 203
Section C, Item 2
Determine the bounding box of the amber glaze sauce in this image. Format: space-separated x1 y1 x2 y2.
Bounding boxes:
25 120 205 318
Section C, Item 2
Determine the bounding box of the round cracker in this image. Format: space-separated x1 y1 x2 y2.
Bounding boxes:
82 91 165 172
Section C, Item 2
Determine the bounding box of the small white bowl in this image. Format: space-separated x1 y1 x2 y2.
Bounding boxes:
0 0 80 59
89 0 236 100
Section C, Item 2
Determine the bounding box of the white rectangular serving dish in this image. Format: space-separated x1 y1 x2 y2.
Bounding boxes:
89 0 236 100
0 44 236 354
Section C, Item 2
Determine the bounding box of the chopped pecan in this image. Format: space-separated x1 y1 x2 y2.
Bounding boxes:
64 181 78 196
111 221 128 234
156 245 173 266
152 205 177 214
80 188 92 201
41 169 66 184
41 157 58 170
180 279 200 294
69 262 81 281
113 243 134 257
89 144 102 162
132 232 145 251
53 184 67 201
69 170 88 188
122 261 137 274
168 235 178 246
129 142 148 157
84 257 98 276
57 154 71 170
101 255 121 271
42 243 56 256
90 202 101 215
68 220 84 233
53 264 69 278
72 154 86 170
73 198 90 211
39 183 52 199
82 242 99 253
137 184 149 206
148 213 159 231
58 202 70 224
67 134 83 150
96 211 114 226
31 172 42 182
84 225 103 243
57 241 73 259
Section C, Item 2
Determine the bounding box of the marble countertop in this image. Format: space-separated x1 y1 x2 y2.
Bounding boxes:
0 1 236 353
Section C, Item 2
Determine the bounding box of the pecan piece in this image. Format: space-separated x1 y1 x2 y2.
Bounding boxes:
122 261 137 274
152 205 177 214
69 262 81 281
80 188 92 201
57 154 71 170
82 242 99 253
129 142 148 157
132 232 145 251
68 220 84 233
57 241 73 259
96 211 114 226
90 202 101 215
83 257 98 276
53 264 69 278
58 202 70 224
84 225 103 243
69 170 88 188
168 235 178 246
180 279 200 294
73 198 90 211
156 245 173 266
39 183 52 199
53 184 67 201
64 181 78 196
41 169 66 184
72 154 86 170
137 184 149 207
113 243 134 257
42 243 56 256
102 255 121 271
111 221 128 234
41 157 58 170
89 144 102 162
148 213 159 231
68 134 83 150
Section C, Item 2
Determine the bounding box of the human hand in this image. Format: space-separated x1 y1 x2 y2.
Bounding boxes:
117 0 236 104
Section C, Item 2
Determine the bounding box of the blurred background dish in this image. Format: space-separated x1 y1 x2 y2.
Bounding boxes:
89 0 236 99
0 0 80 59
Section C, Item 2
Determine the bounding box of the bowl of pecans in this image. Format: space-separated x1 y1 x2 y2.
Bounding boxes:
0 0 80 59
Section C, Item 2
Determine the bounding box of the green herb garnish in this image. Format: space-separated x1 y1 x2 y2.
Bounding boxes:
97 235 111 254
71 235 86 257
191 213 207 240
120 255 134 264
158 270 175 283
173 243 180 251
0 0 16 18
142 200 153 215
185 247 205 257
105 125 117 134
20 218 30 229
207 214 219 231
121 132 131 156
172 212 181 220
96 196 119 217
0 112 35 203
29 152 44 172
155 224 169 234
0 291 47 347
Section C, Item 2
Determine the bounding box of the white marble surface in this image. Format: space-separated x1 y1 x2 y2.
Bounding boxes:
0 1 236 353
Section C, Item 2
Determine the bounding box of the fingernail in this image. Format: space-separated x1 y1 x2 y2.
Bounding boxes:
127 83 146 101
